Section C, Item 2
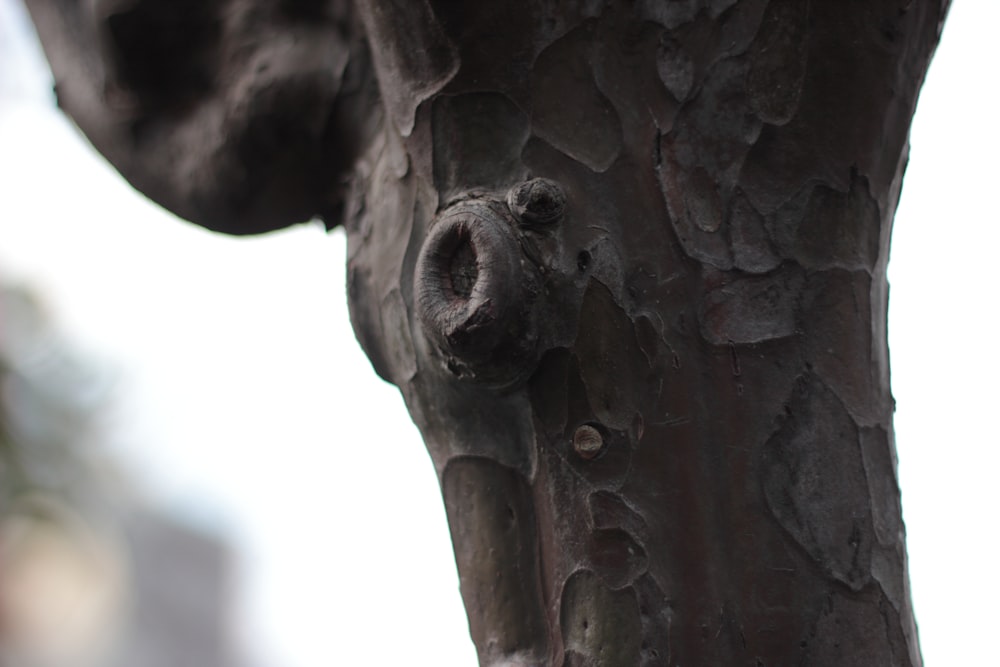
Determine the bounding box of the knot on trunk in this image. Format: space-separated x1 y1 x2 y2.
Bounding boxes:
415 198 541 387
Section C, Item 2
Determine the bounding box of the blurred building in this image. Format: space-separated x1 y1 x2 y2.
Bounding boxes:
0 280 244 667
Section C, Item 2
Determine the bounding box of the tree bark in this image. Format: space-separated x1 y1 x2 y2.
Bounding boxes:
25 1 949 664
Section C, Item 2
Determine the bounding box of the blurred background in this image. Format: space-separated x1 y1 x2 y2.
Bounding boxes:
1 1 997 665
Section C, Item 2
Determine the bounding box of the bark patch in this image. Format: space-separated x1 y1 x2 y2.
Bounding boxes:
575 280 652 430
587 528 648 589
529 24 623 172
358 0 458 135
745 0 809 125
699 264 803 345
766 174 881 271
657 58 762 267
803 590 909 667
378 288 417 383
860 426 903 548
442 457 548 664
800 269 885 424
761 375 874 591
729 190 782 273
432 92 530 200
560 570 642 666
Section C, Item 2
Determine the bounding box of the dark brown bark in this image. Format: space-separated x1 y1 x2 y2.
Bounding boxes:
25 1 949 665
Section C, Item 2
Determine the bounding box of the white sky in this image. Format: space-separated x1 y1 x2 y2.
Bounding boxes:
1 2 997 665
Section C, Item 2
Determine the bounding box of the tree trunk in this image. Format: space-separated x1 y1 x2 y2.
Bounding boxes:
25 0 949 664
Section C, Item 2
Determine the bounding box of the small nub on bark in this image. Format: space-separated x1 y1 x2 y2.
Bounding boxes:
573 424 606 460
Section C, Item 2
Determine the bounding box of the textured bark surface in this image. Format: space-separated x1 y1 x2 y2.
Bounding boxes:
26 1 949 665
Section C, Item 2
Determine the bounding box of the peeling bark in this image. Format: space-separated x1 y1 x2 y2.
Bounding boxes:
25 0 949 664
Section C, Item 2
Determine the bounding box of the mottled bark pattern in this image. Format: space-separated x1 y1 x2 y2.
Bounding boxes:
26 1 949 665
